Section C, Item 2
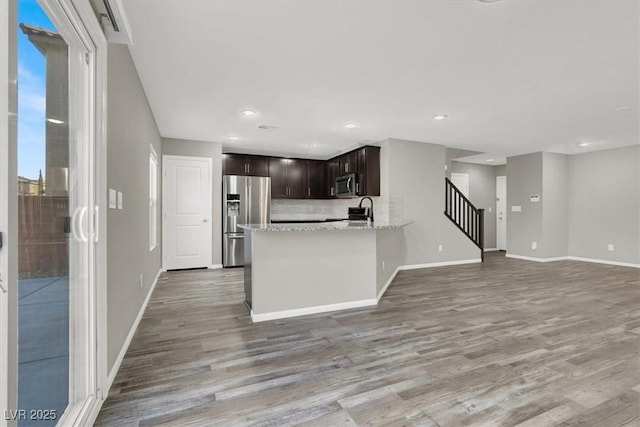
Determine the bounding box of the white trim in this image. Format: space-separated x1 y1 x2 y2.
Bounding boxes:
484 248 499 252
251 298 378 322
0 0 15 423
208 264 223 269
162 155 213 270
376 268 400 301
567 256 640 269
506 254 569 262
399 258 482 270
105 269 162 392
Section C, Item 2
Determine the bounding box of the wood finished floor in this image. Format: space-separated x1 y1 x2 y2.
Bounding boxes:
96 252 640 426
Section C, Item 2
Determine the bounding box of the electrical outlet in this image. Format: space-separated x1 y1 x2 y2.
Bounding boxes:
382 260 385 271
608 244 614 252
139 274 144 288
438 244 443 252
531 241 537 250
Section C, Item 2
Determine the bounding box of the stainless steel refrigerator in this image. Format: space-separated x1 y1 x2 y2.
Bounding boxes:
223 175 271 267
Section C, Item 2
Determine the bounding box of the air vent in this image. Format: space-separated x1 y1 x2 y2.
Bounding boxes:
257 124 279 131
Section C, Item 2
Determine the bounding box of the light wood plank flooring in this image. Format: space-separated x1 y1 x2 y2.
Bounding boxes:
96 252 640 426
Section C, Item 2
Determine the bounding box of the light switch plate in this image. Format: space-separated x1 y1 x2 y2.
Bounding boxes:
511 206 522 212
117 191 123 210
109 189 117 209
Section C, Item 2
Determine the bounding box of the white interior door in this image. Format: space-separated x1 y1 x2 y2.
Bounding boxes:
496 175 507 250
163 156 212 270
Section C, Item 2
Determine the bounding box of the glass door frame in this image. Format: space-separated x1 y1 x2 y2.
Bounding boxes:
1 0 107 425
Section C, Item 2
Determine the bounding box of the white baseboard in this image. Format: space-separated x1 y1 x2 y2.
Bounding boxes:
251 298 378 322
399 258 482 270
377 267 400 301
505 254 569 262
106 268 162 392
484 248 499 252
567 256 640 269
208 264 223 269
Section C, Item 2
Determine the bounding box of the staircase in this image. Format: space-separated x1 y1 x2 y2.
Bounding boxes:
444 178 485 262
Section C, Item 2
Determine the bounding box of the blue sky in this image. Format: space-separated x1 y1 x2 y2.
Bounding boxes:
18 0 57 179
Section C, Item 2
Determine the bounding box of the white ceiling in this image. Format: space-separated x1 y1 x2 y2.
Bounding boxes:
120 0 639 160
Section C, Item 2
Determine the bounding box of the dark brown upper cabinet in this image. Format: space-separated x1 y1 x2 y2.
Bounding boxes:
222 154 269 177
355 146 380 196
338 151 358 176
269 158 305 199
305 160 325 199
326 159 340 198
225 145 380 199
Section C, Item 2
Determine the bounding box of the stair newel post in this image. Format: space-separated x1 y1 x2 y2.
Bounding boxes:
478 208 485 262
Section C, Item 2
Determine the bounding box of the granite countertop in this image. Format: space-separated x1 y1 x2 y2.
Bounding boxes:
239 220 413 232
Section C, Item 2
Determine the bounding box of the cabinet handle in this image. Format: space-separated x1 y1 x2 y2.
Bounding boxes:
247 164 250 174
308 187 311 197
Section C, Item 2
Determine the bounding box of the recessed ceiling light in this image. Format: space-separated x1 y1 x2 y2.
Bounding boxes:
47 118 64 124
228 135 239 141
578 142 590 147
344 123 357 129
241 109 257 117
432 114 448 121
486 158 494 162
615 106 631 112
307 143 320 148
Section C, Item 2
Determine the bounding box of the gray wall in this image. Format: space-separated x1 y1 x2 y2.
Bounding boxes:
107 45 162 371
568 145 639 264
376 229 407 293
383 139 480 265
450 161 498 249
162 138 223 266
495 165 506 177
542 153 569 258
506 152 544 257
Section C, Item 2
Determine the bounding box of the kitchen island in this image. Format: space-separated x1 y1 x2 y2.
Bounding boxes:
239 220 411 322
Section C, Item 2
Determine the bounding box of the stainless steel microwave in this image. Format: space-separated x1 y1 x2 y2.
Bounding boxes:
336 173 357 198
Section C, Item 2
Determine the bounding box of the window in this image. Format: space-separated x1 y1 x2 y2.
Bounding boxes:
149 146 158 250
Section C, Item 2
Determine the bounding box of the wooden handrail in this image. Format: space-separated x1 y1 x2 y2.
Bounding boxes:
444 178 485 261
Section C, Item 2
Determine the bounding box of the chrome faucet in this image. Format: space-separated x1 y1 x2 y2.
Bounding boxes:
358 196 374 222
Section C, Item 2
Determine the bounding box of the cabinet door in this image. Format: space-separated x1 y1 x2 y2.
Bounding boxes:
268 158 288 198
357 146 380 196
306 160 325 199
286 159 305 199
223 153 247 176
357 148 366 195
340 152 357 175
327 159 339 198
247 155 269 177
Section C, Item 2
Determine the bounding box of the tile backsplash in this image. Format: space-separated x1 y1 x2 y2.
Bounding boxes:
271 196 403 223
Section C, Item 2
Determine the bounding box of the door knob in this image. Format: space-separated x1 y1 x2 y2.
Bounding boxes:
203 219 209 223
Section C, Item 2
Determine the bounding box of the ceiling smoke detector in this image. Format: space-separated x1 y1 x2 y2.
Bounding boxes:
257 124 279 131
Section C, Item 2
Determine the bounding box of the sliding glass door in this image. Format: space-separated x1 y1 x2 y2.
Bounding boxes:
2 0 105 425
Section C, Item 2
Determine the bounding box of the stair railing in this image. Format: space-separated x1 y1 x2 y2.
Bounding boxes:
444 178 485 262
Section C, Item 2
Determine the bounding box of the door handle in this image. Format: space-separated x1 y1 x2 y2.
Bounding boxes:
203 219 209 223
